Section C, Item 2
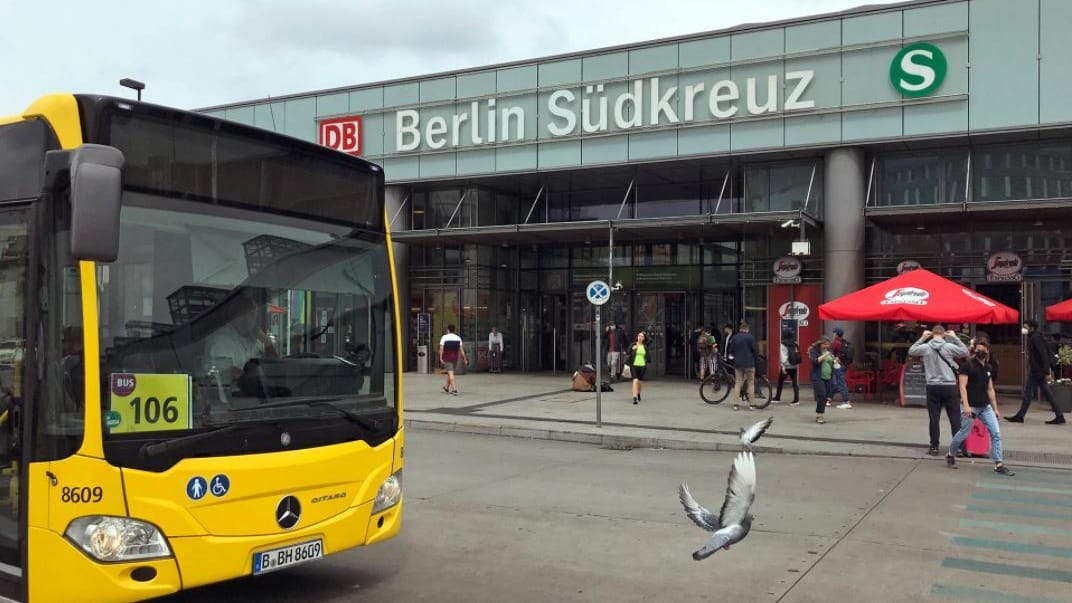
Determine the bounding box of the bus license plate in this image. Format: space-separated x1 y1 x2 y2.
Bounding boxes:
252 539 323 575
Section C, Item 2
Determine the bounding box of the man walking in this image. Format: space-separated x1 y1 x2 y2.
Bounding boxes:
909 325 969 455
946 339 1014 475
830 327 854 409
1007 319 1066 425
727 322 760 409
439 324 467 395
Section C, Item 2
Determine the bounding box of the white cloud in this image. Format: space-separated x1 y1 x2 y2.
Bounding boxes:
2 0 880 112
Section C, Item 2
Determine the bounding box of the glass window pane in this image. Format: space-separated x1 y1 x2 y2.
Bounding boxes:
973 142 1072 202
636 182 701 218
878 152 967 206
743 167 770 212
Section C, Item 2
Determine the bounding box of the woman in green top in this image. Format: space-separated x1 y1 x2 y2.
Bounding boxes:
628 331 648 405
809 337 835 423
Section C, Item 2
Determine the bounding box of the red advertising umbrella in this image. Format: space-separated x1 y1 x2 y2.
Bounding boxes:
818 268 1019 324
1045 298 1072 321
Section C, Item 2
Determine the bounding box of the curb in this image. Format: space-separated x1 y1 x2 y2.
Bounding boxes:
405 417 1072 469
408 418 919 459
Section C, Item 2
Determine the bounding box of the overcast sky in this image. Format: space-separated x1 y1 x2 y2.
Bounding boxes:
5 0 881 112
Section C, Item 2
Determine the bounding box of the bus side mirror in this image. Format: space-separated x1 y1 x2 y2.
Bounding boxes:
45 145 125 262
69 145 124 262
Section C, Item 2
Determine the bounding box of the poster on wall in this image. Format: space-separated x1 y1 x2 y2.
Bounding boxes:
767 285 821 383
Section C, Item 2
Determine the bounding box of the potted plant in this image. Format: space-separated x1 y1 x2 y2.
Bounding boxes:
1052 345 1072 414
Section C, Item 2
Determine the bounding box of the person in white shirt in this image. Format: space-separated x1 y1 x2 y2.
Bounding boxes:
439 324 467 395
204 291 277 386
488 327 504 373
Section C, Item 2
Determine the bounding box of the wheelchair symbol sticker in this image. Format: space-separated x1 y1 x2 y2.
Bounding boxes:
186 476 208 501
210 474 231 497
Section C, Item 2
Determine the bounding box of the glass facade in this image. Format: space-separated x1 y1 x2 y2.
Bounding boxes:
874 140 1072 207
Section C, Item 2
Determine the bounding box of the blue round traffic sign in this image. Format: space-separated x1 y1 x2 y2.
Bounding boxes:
586 280 611 305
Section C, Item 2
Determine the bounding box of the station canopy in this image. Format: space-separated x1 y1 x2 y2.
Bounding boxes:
818 268 1019 324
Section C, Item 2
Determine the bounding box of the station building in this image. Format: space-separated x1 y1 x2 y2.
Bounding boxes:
203 0 1072 387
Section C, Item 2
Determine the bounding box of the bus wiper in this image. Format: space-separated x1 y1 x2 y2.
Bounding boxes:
139 425 240 458
253 396 382 431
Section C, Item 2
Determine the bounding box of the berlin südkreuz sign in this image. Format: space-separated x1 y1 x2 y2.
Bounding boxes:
395 69 815 151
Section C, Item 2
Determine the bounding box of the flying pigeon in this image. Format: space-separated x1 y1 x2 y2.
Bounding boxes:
739 417 773 451
678 451 757 560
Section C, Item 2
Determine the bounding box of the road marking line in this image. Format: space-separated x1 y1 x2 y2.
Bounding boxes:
931 582 1070 603
976 482 1072 496
950 536 1072 559
966 504 1072 522
941 557 1072 583
959 518 1072 538
972 491 1072 508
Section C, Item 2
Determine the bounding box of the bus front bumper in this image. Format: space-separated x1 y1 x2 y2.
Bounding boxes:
171 498 402 590
30 498 402 602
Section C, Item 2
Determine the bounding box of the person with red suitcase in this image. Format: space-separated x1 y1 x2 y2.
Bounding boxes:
946 339 1014 475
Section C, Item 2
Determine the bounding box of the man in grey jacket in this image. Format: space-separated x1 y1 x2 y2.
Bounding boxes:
909 325 970 456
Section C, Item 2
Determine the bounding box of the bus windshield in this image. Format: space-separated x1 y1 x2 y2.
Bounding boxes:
97 194 397 461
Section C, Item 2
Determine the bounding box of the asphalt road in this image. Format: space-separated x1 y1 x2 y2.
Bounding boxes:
159 430 1072 603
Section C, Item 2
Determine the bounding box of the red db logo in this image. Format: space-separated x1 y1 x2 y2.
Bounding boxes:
319 116 363 156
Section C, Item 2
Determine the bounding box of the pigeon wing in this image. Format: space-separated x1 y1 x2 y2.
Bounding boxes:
718 451 757 529
739 417 773 447
679 482 720 532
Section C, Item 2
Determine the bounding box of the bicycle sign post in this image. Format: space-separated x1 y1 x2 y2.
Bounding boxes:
586 280 610 427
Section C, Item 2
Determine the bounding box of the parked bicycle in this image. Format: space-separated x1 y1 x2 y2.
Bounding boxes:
699 356 771 407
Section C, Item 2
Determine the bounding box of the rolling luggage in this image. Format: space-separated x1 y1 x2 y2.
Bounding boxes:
964 416 990 457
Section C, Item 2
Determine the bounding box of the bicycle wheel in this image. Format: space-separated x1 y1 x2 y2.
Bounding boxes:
699 372 734 404
750 375 773 409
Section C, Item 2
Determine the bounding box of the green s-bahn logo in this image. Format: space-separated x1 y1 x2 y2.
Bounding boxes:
890 42 947 97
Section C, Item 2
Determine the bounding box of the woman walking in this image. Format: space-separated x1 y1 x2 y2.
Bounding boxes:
772 331 800 405
809 337 835 423
627 331 648 405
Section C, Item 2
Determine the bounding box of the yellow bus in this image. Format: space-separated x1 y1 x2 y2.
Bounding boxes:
0 94 403 602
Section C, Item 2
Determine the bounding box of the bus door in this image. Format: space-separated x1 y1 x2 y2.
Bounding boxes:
0 207 29 600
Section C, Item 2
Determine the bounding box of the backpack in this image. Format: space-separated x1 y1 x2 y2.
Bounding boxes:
787 343 802 366
838 340 854 365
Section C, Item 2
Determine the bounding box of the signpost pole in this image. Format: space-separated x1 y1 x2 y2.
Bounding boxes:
585 280 610 428
595 305 602 428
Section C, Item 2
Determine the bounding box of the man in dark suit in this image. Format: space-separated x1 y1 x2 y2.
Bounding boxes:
1007 319 1065 425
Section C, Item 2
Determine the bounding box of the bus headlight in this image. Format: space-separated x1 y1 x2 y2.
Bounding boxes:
65 516 172 562
372 470 402 514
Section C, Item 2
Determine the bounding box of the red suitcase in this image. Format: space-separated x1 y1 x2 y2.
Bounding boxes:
965 417 990 457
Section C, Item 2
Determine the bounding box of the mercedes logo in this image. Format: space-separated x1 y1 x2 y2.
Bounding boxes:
280 431 292 447
275 495 301 530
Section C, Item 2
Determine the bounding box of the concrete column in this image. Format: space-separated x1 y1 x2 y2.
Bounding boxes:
386 185 411 371
823 148 866 357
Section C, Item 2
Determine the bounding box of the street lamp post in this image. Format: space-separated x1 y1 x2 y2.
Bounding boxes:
119 78 145 101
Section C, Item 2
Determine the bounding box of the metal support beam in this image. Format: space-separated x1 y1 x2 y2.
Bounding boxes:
864 157 876 209
616 179 635 220
388 193 411 229
445 189 470 229
713 169 730 215
523 185 544 225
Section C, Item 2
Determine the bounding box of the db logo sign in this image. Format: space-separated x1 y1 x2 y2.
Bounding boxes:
881 287 930 306
319 116 363 156
778 301 810 326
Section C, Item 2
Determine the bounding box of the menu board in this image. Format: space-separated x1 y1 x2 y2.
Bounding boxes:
900 358 927 407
